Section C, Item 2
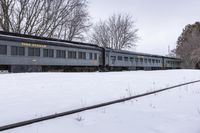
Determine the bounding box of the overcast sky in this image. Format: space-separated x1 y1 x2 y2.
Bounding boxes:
88 0 200 55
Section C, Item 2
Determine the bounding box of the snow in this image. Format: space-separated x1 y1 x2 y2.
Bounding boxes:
0 70 200 133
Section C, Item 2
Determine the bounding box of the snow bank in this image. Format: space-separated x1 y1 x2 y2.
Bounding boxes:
0 70 200 133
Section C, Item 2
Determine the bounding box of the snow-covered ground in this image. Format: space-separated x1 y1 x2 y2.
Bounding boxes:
0 70 200 133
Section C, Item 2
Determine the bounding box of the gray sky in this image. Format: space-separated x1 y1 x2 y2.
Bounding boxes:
88 0 200 55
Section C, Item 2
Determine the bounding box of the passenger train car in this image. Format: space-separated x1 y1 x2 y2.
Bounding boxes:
104 48 181 71
0 31 181 73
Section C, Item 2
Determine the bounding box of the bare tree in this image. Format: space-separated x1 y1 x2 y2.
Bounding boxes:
0 0 90 41
176 22 200 68
91 14 138 50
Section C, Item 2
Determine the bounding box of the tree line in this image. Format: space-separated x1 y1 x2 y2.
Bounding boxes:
0 0 138 50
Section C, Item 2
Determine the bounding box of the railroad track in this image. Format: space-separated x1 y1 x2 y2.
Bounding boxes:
1 79 200 132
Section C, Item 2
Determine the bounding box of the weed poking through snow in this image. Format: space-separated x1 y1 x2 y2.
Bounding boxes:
75 114 84 122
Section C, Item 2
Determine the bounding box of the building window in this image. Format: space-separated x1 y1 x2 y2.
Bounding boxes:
124 57 128 61
94 53 97 60
28 48 40 57
11 46 25 56
56 50 66 58
78 52 86 59
118 56 122 61
68 51 77 59
43 49 54 58
0 45 7 55
89 53 93 60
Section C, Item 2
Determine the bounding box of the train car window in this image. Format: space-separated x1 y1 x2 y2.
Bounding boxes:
124 57 128 61
152 59 155 63
140 58 143 63
78 52 82 59
56 50 66 58
61 50 66 58
0 45 7 55
135 57 138 62
130 57 134 62
111 56 116 60
43 49 53 58
111 56 116 64
68 51 77 59
35 48 40 57
11 46 18 55
11 46 25 56
117 56 122 61
148 59 151 63
19 47 25 56
43 49 48 57
28 48 34 56
68 51 73 59
29 48 40 57
155 60 158 63
83 52 86 59
144 58 147 63
72 51 77 59
49 49 54 58
72 51 76 59
94 53 97 60
78 52 86 59
89 53 93 60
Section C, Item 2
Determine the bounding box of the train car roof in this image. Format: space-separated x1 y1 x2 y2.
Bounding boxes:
107 48 181 60
0 31 101 50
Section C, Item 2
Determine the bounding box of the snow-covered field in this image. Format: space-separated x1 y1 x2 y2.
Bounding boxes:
0 70 200 133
